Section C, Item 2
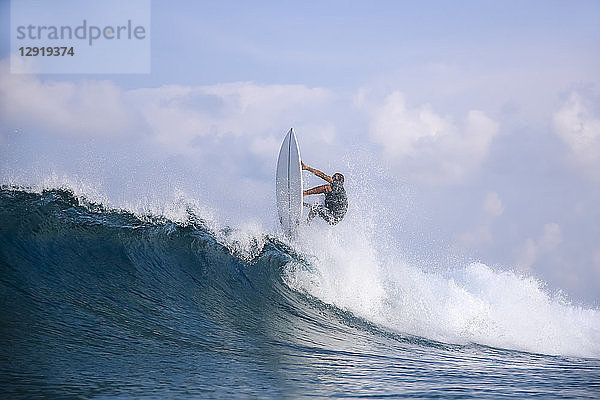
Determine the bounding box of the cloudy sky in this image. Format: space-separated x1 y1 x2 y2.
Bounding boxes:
1 1 599 305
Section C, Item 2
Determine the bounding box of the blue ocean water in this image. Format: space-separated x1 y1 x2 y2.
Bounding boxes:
1 187 599 399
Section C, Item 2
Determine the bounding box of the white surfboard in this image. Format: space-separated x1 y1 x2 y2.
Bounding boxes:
276 128 303 238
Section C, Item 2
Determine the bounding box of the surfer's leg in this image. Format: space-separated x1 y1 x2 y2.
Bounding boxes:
307 204 339 225
307 204 321 224
318 207 340 225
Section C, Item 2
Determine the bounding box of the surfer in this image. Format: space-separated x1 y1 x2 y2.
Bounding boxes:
302 161 348 225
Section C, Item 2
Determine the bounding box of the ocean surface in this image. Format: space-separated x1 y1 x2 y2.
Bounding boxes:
1 187 599 399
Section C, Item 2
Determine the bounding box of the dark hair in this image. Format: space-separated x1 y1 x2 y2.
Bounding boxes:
333 173 344 184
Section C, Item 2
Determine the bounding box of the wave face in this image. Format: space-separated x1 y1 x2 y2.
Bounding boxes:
1 187 599 399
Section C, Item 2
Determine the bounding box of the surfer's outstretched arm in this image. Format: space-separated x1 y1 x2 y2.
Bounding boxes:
301 161 333 183
303 184 332 196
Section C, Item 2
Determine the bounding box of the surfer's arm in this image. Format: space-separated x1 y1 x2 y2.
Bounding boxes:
301 162 333 183
303 185 332 196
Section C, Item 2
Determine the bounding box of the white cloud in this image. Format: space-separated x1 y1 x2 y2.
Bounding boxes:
483 191 503 217
2 61 500 189
457 224 493 248
538 223 562 253
249 134 279 158
457 191 503 247
0 60 139 137
369 92 451 158
0 61 338 161
2 61 502 190
517 239 538 271
128 82 335 154
554 92 600 181
367 91 499 185
516 223 562 272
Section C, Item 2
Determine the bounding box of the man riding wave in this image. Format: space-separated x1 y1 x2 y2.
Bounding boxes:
302 161 348 225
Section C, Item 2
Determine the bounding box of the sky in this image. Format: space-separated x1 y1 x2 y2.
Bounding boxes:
1 0 599 305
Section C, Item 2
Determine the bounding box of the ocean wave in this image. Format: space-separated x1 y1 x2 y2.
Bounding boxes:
1 186 599 363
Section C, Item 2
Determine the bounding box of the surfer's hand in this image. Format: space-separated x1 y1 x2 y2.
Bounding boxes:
301 161 309 171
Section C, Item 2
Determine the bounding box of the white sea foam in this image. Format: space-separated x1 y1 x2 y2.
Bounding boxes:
284 209 600 359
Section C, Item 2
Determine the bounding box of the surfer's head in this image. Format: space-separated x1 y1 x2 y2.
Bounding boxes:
332 173 344 184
